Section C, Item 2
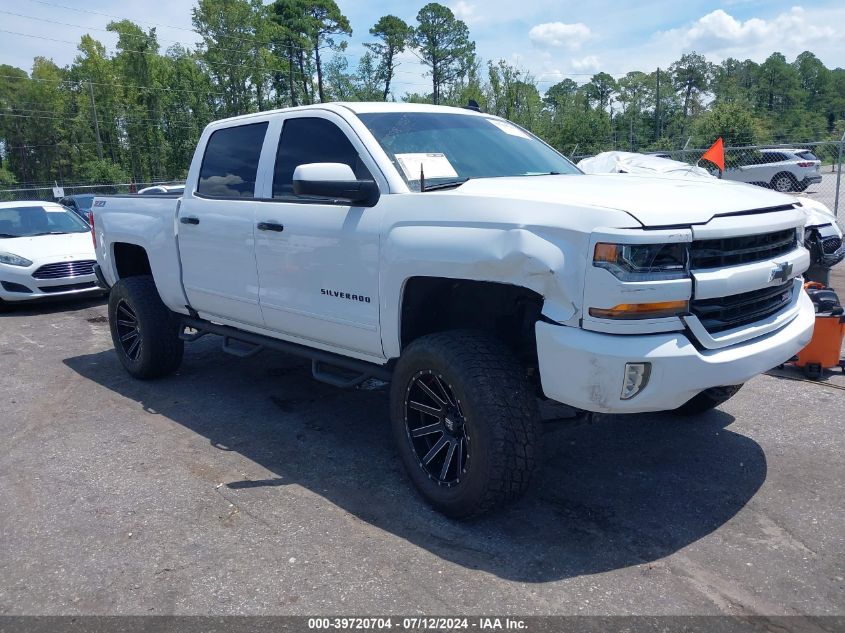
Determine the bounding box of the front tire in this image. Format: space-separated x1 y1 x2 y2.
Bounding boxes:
389 330 541 518
675 384 743 415
108 276 183 379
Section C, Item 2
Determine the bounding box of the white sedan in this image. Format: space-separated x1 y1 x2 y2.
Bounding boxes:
0 201 103 306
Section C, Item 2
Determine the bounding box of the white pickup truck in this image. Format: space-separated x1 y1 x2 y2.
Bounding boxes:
92 102 815 517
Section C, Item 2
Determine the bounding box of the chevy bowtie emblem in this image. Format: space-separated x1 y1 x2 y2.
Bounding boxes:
769 261 793 283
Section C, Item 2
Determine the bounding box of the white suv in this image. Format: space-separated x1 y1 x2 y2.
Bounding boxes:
723 148 822 192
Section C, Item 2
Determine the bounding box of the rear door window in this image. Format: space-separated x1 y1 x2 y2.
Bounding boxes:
761 152 786 163
198 122 269 198
272 117 371 198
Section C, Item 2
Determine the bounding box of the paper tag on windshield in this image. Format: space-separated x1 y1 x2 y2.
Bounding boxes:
395 153 458 181
487 119 531 139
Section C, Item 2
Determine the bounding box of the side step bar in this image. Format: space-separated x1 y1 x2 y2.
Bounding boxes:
179 316 393 384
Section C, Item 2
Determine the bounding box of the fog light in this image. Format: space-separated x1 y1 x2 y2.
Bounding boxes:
621 362 651 400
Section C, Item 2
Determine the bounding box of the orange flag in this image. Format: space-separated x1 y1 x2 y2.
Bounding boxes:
700 137 725 172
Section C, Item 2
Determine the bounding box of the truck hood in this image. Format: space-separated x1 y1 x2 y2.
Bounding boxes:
449 173 797 227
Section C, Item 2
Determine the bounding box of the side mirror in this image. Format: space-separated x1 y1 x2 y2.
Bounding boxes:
292 163 380 206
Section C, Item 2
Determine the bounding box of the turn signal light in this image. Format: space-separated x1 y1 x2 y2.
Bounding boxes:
589 300 689 320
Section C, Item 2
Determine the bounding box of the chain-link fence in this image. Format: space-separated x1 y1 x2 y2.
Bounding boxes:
0 180 186 203
572 136 844 217
4 137 844 216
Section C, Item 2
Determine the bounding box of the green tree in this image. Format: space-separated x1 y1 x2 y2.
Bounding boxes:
302 0 351 103
271 0 314 105
413 3 475 105
192 0 258 116
692 101 757 147
365 15 413 101
486 60 542 129
616 71 654 150
670 52 711 118
543 78 578 111
584 72 617 113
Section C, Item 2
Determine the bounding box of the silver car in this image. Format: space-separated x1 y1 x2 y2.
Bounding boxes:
723 148 823 192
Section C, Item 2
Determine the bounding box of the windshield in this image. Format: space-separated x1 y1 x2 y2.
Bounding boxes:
0 205 90 238
357 112 580 191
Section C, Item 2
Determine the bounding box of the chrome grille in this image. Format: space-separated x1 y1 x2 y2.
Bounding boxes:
32 260 96 279
690 229 797 269
691 281 793 333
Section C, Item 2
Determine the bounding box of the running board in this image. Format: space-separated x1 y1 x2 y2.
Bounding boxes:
311 360 370 388
179 316 393 383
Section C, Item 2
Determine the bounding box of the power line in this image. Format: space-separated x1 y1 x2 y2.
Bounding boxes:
0 112 208 130
0 71 230 98
19 0 428 72
1 8 364 64
0 28 431 88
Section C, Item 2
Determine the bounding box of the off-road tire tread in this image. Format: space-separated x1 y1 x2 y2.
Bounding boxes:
393 330 541 518
109 276 183 379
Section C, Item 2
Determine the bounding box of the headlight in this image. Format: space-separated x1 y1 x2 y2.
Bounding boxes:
0 252 33 267
593 242 687 281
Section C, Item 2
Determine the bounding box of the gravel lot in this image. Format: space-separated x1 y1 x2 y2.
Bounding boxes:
0 269 843 617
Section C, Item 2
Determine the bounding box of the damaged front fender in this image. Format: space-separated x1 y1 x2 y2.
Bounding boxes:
380 223 590 357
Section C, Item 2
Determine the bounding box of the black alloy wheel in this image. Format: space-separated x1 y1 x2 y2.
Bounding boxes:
107 275 183 379
114 299 142 361
404 370 469 486
389 330 541 518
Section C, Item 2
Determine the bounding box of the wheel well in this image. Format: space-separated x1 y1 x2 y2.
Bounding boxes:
113 243 152 279
400 277 544 368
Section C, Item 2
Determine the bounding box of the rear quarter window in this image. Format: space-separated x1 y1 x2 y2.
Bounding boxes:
796 151 819 161
198 122 269 198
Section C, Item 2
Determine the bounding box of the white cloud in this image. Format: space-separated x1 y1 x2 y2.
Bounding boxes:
449 1 481 26
663 7 835 56
571 55 601 72
528 22 591 50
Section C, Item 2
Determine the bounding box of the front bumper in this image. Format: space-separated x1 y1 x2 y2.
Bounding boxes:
536 289 815 413
0 263 101 302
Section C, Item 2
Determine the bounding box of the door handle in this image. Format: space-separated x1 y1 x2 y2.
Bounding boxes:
180 216 200 225
257 222 284 232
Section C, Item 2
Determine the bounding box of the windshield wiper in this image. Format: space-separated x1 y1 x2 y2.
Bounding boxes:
30 231 70 236
421 178 470 192
0 233 18 238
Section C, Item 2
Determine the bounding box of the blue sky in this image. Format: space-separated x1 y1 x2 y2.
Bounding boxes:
2 0 843 96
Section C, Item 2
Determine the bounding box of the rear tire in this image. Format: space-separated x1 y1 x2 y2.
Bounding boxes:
108 276 183 379
389 330 541 518
771 172 797 193
675 384 743 415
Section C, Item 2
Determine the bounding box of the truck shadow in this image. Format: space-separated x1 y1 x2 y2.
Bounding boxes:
64 338 766 583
